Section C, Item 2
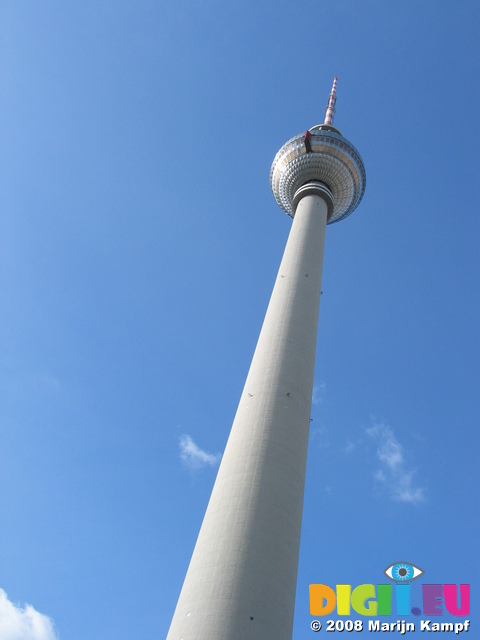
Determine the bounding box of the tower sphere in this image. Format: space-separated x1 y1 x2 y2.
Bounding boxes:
270 123 366 224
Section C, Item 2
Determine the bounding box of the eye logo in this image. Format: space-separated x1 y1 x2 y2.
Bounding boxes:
384 562 424 582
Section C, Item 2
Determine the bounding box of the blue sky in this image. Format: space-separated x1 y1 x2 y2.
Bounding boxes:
1 1 478 638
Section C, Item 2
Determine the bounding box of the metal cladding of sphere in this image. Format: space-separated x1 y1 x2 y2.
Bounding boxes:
270 124 366 224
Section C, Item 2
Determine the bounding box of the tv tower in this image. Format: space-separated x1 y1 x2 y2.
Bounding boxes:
167 78 366 640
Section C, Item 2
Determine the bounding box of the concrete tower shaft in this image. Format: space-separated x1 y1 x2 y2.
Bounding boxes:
167 189 329 640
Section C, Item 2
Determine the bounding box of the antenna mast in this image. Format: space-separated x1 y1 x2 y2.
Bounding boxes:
324 76 338 125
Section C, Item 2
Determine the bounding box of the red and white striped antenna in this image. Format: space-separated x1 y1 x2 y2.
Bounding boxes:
324 76 338 125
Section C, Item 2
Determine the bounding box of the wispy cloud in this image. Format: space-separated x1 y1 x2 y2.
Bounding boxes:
343 440 355 454
0 589 58 640
366 423 425 505
179 434 221 469
312 381 326 405
35 374 61 392
310 424 329 448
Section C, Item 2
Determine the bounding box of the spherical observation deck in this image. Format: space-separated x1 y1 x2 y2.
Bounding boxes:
270 124 366 224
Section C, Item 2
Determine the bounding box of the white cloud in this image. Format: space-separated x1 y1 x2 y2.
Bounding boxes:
366 423 425 505
179 434 221 469
0 589 58 640
310 424 329 448
36 374 61 392
312 382 326 405
343 440 355 454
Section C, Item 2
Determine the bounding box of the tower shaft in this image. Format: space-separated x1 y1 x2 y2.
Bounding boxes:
167 190 329 640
